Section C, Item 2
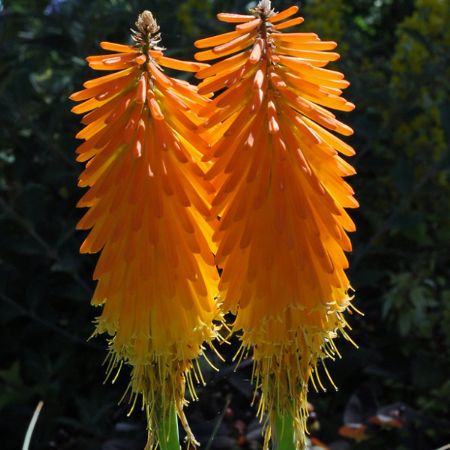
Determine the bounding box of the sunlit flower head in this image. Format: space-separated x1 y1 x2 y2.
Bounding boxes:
194 1 358 447
71 11 221 449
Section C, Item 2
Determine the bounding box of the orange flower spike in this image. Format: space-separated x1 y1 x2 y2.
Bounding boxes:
194 1 358 448
71 11 221 450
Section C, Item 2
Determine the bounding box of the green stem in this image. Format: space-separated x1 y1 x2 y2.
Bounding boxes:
273 413 296 450
158 403 180 450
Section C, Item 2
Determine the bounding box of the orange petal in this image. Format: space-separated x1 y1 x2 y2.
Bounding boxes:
271 32 319 43
235 18 261 33
195 30 243 49
148 98 164 120
156 56 208 72
272 17 304 30
83 67 136 89
268 5 300 23
135 74 147 104
217 13 255 23
100 41 138 53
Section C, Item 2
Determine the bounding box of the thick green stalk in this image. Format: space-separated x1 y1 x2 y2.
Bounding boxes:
158 404 180 450
273 413 296 450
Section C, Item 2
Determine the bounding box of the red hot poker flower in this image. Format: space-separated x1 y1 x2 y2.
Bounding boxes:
194 1 359 447
71 11 221 449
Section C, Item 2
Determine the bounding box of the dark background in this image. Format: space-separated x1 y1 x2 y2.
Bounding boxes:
0 0 449 449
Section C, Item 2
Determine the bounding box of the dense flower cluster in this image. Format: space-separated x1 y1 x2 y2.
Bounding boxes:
193 2 357 446
71 11 221 448
71 2 357 449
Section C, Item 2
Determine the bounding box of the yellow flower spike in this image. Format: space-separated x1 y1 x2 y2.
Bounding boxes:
194 1 358 448
71 11 221 450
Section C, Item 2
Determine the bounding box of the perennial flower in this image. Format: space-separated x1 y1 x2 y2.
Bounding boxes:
71 11 220 449
195 1 358 447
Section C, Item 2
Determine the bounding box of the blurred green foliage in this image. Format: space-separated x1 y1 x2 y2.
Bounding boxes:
0 0 449 449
